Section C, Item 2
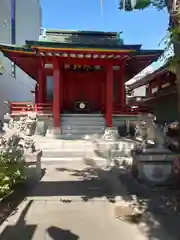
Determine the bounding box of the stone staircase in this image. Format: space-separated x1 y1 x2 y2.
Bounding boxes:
34 136 135 166
61 114 106 139
33 114 134 166
34 137 106 166
33 114 106 165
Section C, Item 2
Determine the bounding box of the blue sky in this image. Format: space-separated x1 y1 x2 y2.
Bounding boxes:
40 0 169 50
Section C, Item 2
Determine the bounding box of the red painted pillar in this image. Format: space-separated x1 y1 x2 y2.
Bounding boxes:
114 68 121 105
43 74 47 103
147 82 152 97
60 65 63 113
106 64 113 127
37 63 44 103
119 61 126 109
53 58 61 127
35 83 38 103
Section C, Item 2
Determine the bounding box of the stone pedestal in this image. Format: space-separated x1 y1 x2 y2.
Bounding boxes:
102 127 119 141
35 121 46 136
45 124 53 138
95 139 136 161
24 150 42 183
94 127 136 166
132 148 180 186
46 127 61 139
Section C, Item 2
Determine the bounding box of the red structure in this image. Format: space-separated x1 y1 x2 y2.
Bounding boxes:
127 65 178 123
128 65 176 101
0 30 163 128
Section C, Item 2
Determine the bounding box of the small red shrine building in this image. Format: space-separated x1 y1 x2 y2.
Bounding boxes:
128 65 178 123
0 30 163 129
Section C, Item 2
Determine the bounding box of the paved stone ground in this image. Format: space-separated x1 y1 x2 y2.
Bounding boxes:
0 162 149 240
1 162 179 240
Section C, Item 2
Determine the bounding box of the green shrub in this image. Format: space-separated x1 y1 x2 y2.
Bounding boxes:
0 135 25 199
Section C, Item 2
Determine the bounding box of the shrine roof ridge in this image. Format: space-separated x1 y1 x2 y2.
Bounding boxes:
137 49 164 54
0 43 35 53
44 29 122 37
0 42 164 60
25 40 142 51
40 28 125 47
127 64 168 90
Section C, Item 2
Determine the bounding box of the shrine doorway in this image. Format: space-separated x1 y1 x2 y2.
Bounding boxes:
62 70 105 113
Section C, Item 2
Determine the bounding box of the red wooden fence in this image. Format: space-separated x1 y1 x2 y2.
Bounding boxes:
9 102 149 115
10 102 52 115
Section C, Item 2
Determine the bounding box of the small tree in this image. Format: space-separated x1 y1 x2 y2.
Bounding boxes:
119 0 180 149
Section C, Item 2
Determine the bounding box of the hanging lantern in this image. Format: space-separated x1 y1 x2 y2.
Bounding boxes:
119 0 151 11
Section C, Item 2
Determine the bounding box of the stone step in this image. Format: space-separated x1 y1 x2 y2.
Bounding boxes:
35 138 96 149
42 148 97 158
61 113 105 137
62 116 105 120
61 125 105 130
41 156 106 166
61 121 105 126
61 128 104 135
62 113 104 117
60 134 101 140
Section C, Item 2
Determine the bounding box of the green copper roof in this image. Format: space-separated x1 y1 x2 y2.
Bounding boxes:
45 29 121 36
39 29 124 46
25 40 142 51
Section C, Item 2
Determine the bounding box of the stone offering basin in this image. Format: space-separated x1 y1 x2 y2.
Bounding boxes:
131 148 180 186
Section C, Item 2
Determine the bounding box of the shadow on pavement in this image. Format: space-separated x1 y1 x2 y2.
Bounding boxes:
0 200 37 240
0 200 79 240
1 158 180 240
29 165 116 203
119 169 180 240
47 226 79 240
0 169 46 226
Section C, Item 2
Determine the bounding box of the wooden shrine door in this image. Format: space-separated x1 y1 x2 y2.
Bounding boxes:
62 70 105 113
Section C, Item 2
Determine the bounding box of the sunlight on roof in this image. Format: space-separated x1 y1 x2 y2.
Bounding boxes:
126 64 155 86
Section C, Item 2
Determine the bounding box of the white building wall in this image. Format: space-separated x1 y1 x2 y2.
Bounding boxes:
133 85 146 97
0 0 41 121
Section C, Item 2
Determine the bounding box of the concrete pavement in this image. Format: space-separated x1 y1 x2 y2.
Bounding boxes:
0 162 148 240
0 161 177 240
0 199 147 240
